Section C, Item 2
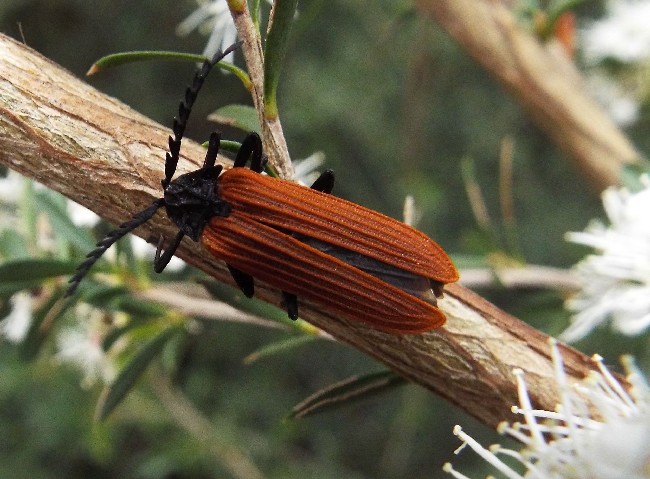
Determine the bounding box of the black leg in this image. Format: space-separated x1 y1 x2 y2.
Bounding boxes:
233 132 264 172
282 292 299 320
154 230 185 273
227 264 255 297
203 132 221 169
310 169 335 194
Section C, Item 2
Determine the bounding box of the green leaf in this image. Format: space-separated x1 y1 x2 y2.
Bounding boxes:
250 0 263 28
20 287 71 360
207 104 261 134
290 371 407 419
214 139 244 155
243 335 318 364
0 259 78 296
263 0 299 119
87 51 252 90
33 190 96 252
0 258 77 283
113 295 167 319
81 285 130 308
96 326 183 420
0 229 30 259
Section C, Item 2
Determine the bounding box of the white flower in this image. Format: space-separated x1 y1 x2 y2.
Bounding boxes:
177 0 275 61
130 235 186 272
54 304 118 387
444 339 650 479
293 151 325 186
562 176 650 342
582 0 650 64
177 1 238 61
67 200 100 228
0 292 32 343
0 170 23 204
585 73 640 126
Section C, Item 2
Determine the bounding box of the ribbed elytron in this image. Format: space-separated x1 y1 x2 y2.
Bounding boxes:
69 43 459 334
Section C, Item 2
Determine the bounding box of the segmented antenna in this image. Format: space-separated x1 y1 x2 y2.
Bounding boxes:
66 42 241 297
66 199 165 297
162 42 241 189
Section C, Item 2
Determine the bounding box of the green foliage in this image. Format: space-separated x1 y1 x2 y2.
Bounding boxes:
290 370 407 419
263 0 299 118
0 0 644 478
88 50 252 89
96 325 183 420
208 103 261 133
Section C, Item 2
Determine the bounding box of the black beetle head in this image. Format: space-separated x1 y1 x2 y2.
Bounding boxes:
164 165 231 241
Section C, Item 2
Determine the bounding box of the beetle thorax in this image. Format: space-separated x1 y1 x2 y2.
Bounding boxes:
164 168 231 242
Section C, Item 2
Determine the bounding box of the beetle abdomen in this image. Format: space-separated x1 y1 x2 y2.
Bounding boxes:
201 213 446 334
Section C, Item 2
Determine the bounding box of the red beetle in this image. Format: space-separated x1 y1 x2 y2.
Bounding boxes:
69 44 458 334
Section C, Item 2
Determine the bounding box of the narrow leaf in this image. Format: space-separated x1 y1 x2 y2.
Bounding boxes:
0 259 78 296
207 104 261 134
113 295 167 319
0 229 29 259
243 335 317 364
96 326 182 420
0 258 77 283
87 51 252 90
20 287 70 360
290 371 407 419
33 190 96 252
263 0 299 119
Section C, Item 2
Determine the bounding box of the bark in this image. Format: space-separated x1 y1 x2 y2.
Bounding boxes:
0 33 614 428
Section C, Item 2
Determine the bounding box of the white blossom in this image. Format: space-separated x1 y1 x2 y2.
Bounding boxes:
581 1 650 126
177 1 238 61
177 0 275 61
562 177 650 342
0 292 32 343
67 200 100 228
54 304 118 387
585 73 640 126
444 339 650 479
582 0 650 64
293 151 325 186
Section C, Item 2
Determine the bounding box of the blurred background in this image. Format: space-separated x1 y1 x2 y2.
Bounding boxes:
0 0 648 478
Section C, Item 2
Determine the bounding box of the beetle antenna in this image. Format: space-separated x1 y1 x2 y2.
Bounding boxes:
162 42 241 188
66 199 165 297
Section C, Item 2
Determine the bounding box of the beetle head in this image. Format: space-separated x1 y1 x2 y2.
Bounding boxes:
164 165 231 241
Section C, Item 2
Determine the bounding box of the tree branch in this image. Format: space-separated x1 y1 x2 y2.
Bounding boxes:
0 34 614 429
415 0 643 190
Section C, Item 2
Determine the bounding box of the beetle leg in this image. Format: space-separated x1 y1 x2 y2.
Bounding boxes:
233 132 264 172
310 169 335 194
282 292 299 320
227 264 255 297
154 230 185 273
203 131 221 169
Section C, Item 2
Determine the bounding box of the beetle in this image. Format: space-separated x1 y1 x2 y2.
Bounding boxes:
68 43 459 334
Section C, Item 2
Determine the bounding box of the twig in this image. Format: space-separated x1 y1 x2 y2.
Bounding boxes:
0 33 621 429
415 0 643 190
227 0 293 178
459 265 580 291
